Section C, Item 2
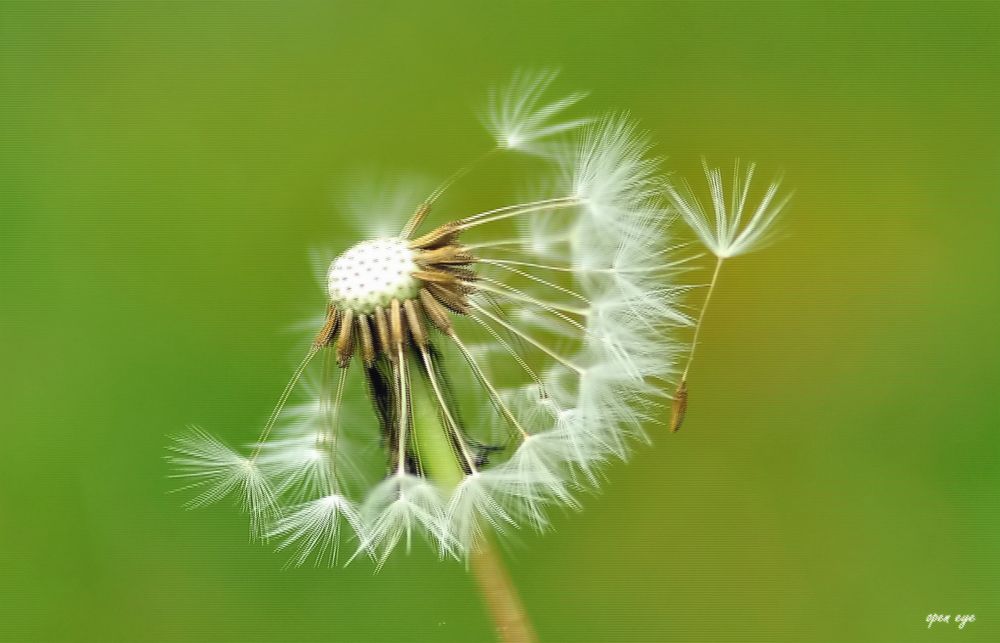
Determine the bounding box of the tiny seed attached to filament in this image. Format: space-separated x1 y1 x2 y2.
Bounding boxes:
670 380 688 432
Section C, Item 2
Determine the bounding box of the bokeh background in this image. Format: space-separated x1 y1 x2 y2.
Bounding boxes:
1 2 998 642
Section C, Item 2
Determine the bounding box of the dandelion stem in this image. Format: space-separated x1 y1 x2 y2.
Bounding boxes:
471 541 539 643
418 345 480 473
410 375 537 643
411 376 464 486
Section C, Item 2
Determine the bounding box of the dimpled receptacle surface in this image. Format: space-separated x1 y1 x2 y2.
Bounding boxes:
327 237 421 314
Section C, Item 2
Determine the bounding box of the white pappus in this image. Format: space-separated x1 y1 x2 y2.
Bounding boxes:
168 70 697 567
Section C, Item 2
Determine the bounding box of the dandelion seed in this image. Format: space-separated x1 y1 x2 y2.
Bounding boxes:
171 72 692 566
483 69 591 153
270 494 364 567
667 159 791 259
166 427 277 539
358 473 450 566
666 159 792 431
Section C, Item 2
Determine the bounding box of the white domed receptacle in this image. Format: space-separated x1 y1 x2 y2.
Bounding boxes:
327 237 421 314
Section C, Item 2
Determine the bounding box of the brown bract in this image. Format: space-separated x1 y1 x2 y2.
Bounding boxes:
313 222 477 370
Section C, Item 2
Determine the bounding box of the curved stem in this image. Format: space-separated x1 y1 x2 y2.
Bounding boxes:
410 370 537 643
471 542 539 643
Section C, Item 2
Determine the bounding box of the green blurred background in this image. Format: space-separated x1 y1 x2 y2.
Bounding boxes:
1 1 998 641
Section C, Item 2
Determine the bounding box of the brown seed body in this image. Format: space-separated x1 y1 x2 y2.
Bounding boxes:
403 299 427 348
419 288 453 334
415 245 475 266
357 314 375 367
670 380 688 432
336 309 355 367
314 305 340 347
389 298 406 350
426 281 470 314
372 306 393 361
409 223 460 251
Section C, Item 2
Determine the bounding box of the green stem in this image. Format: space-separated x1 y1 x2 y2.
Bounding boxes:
411 382 464 487
411 373 538 643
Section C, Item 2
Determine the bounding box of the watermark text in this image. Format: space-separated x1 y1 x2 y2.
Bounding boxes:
926 613 976 630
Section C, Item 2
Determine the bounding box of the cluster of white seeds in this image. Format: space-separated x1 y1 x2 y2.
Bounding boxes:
326 237 420 314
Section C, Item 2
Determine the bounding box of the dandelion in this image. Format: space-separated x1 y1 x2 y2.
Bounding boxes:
168 70 692 641
665 159 792 431
169 70 687 557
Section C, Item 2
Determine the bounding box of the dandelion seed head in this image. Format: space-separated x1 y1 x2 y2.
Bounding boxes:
327 237 421 314
172 72 696 566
